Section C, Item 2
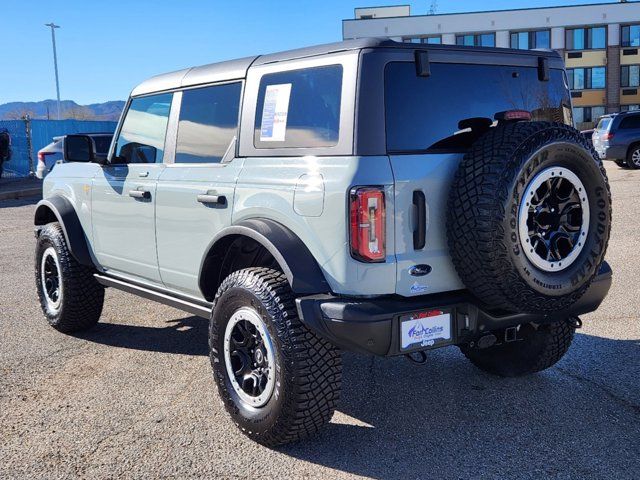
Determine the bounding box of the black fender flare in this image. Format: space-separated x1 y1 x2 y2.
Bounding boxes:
199 218 331 297
34 197 94 267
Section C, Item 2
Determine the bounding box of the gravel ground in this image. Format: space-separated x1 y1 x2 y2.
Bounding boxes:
0 163 638 479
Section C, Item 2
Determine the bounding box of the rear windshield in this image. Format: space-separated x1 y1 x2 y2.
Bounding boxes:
596 118 612 131
385 62 572 153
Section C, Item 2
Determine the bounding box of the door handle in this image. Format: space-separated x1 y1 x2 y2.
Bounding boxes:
197 194 226 206
129 190 151 199
413 190 426 250
138 171 149 178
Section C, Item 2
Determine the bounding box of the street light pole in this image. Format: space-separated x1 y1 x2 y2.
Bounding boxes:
45 22 61 120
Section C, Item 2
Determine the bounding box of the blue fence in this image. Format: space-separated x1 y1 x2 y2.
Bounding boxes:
0 119 117 178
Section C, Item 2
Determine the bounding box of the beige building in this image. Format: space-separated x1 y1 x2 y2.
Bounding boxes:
343 1 640 128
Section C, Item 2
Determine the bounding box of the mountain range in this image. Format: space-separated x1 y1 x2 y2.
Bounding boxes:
0 100 125 121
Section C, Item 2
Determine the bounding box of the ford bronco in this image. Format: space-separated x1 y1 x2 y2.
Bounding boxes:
34 39 612 446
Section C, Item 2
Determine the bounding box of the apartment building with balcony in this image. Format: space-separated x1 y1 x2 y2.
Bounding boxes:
342 1 640 129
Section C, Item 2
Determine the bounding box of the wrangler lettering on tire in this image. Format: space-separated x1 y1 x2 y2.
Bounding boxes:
447 122 612 313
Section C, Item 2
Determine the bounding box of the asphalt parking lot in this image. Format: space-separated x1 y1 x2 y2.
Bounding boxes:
1 164 639 479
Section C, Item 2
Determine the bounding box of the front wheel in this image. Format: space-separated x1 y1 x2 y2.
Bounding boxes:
35 222 104 332
209 268 342 446
460 320 576 377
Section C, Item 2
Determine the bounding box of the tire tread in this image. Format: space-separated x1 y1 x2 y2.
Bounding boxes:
35 222 104 333
209 267 342 447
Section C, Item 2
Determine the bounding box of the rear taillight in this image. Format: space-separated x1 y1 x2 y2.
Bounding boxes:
38 151 54 163
603 133 614 141
349 187 386 263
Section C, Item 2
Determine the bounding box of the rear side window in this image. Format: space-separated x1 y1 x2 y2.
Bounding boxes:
384 63 571 153
619 115 640 130
175 82 242 163
115 93 173 163
254 65 343 149
596 118 612 131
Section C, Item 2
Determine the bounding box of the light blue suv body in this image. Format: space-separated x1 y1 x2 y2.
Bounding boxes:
34 39 613 446
35 38 611 353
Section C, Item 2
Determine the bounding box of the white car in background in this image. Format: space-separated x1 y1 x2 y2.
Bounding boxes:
36 133 113 179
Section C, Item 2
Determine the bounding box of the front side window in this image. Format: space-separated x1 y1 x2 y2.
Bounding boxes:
566 26 606 50
384 62 571 153
622 25 640 47
174 83 241 164
114 93 172 164
567 67 606 89
621 65 640 88
254 65 343 149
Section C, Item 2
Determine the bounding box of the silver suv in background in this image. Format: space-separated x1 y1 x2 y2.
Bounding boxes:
36 133 113 179
592 111 640 168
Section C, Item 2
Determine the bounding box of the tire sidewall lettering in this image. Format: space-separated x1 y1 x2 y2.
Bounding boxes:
506 136 610 297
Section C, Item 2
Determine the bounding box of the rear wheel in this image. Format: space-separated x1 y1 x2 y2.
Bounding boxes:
209 267 342 446
626 145 640 169
460 320 576 377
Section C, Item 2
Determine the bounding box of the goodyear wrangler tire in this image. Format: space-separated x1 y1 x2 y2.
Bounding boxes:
209 267 342 446
35 222 104 332
447 122 611 313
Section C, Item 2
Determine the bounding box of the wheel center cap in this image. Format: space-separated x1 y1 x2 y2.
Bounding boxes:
535 206 561 232
254 348 264 365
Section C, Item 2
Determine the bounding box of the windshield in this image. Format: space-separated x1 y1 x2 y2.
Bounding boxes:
385 62 572 153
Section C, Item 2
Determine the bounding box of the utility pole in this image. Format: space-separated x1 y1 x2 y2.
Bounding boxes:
45 22 61 120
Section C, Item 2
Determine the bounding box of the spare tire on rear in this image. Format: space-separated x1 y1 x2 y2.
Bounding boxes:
447 121 611 314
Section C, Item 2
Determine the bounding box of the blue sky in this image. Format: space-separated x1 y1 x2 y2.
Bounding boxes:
1 0 613 105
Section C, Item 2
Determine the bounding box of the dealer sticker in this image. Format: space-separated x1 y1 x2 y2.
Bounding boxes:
260 83 292 142
400 311 451 350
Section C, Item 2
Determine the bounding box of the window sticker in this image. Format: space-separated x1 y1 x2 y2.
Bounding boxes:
260 83 292 142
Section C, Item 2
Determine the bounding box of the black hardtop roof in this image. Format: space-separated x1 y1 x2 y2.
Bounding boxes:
131 38 562 96
255 37 561 64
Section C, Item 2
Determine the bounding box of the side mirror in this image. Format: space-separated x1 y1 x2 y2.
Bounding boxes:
63 135 96 163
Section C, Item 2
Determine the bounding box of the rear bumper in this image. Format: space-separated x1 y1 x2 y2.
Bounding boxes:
296 262 612 356
598 145 626 161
